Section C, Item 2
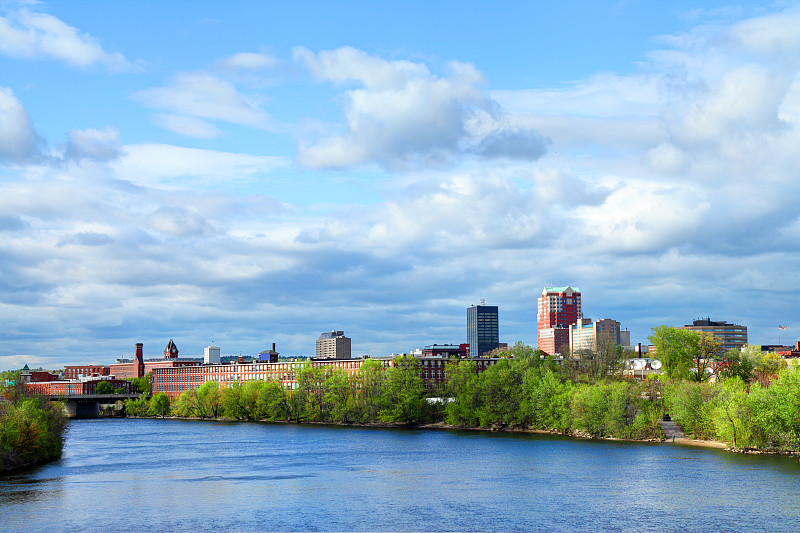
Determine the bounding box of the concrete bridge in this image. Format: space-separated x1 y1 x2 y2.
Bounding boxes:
48 393 147 418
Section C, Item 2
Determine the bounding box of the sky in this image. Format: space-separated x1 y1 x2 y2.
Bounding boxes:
1 0 799 369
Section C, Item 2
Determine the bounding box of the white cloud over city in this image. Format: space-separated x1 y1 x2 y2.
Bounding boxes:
0 3 799 367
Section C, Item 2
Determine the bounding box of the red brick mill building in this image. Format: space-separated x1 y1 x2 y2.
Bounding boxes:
26 339 504 399
150 345 502 399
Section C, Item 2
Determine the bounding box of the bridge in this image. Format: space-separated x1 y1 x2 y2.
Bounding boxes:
47 393 148 418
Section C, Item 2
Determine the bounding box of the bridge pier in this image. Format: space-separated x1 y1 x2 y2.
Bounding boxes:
63 400 100 418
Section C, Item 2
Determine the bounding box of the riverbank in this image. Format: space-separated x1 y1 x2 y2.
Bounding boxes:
122 413 735 452
0 395 69 474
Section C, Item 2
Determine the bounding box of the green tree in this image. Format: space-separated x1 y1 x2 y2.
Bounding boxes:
124 394 149 417
445 359 480 426
380 356 424 424
663 381 714 439
711 378 751 449
95 380 114 394
521 366 574 431
690 332 722 382
0 393 68 472
719 348 754 382
256 380 288 421
323 369 356 423
196 381 222 418
355 358 387 423
289 361 323 422
648 326 699 380
173 389 201 417
130 372 153 394
747 368 800 450
147 392 171 418
221 382 248 420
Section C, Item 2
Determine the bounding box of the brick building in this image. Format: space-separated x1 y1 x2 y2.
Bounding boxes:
537 286 582 355
152 355 503 398
64 365 110 380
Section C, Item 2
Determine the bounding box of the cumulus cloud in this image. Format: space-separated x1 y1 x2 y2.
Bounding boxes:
133 72 275 134
64 127 122 161
294 46 548 169
0 7 130 69
0 87 40 162
112 143 288 188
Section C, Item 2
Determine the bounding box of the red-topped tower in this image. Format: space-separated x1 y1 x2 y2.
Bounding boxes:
164 339 179 359
537 286 582 355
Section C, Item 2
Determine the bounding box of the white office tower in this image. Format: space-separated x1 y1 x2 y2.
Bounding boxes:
204 345 221 364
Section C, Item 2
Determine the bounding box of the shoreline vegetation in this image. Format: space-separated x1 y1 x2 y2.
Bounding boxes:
119 342 800 456
0 386 68 474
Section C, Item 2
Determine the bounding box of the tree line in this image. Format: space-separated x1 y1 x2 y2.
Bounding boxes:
0 385 68 472
121 333 800 452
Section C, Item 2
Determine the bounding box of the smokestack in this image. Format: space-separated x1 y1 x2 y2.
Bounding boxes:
135 343 143 360
272 342 276 352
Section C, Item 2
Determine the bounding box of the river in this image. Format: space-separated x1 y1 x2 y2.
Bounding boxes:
1 418 799 532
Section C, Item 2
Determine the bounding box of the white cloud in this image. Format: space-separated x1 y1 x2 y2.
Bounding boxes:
64 127 122 161
0 87 39 162
294 46 548 169
0 354 50 370
112 143 289 188
218 52 279 71
0 7 130 69
153 114 221 139
133 72 275 132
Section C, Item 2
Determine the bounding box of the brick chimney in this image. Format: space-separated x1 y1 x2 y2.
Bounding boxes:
135 343 145 378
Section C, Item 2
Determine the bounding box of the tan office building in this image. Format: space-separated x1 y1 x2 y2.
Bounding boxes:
316 331 352 359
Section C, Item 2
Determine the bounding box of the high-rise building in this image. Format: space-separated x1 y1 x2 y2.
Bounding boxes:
204 345 220 365
537 286 582 355
467 302 499 358
679 318 747 353
316 331 351 359
569 318 622 354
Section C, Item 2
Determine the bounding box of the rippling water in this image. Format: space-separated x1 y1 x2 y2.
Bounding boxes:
1 419 799 532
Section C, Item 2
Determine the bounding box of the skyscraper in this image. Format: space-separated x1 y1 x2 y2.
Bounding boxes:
316 331 351 359
537 286 582 355
467 302 499 358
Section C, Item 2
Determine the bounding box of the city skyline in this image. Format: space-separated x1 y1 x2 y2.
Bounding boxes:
1 1 798 369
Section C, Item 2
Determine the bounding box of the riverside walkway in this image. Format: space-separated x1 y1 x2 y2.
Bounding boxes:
659 419 727 449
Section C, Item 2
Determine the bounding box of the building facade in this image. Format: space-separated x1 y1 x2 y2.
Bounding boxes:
110 342 200 379
204 345 221 365
64 365 110 380
316 331 352 359
679 318 748 352
537 286 582 355
151 355 503 398
467 303 499 357
421 344 469 358
569 318 622 354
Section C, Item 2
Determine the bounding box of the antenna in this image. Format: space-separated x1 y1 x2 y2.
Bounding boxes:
480 298 485 306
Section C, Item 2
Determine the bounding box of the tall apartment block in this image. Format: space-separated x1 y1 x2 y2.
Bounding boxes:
679 318 747 353
204 345 221 365
537 286 582 355
569 318 623 354
316 331 351 359
467 302 499 358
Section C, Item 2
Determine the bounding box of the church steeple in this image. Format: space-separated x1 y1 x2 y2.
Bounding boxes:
164 339 179 359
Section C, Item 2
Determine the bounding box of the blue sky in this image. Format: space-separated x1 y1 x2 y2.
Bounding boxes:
1 1 799 368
